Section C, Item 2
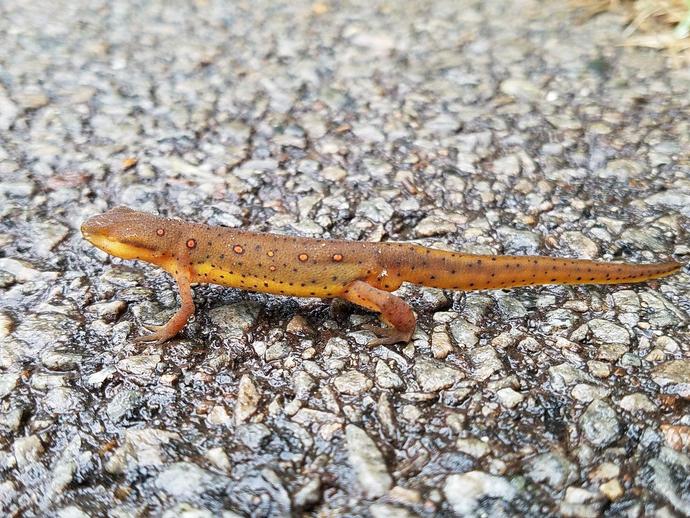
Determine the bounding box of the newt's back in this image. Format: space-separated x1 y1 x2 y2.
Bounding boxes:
184 226 379 297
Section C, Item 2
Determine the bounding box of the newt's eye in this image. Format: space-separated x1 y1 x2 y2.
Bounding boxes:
156 228 165 236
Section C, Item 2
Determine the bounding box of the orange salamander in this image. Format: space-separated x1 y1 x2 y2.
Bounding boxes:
81 207 683 345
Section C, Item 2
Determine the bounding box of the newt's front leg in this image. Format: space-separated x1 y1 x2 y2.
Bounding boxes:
134 270 195 344
341 280 416 346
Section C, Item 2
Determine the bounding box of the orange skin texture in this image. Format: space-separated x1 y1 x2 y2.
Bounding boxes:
81 207 683 345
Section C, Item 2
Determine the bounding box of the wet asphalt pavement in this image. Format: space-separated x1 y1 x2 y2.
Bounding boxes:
1 0 690 516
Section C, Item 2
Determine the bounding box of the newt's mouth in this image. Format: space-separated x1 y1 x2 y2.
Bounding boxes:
82 230 156 260
81 213 110 240
80 226 97 243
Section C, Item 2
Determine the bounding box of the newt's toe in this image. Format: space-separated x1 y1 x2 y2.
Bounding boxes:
361 323 413 346
133 326 176 344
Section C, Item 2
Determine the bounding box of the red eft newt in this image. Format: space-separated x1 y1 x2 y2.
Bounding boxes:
81 207 683 345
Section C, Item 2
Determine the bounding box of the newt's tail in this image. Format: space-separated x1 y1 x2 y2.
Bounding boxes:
385 244 682 291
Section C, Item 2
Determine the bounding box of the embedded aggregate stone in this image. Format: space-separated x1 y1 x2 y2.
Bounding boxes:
375 360 404 389
527 452 578 489
11 313 80 354
496 387 525 408
579 399 621 448
345 424 393 498
651 360 690 398
333 370 373 395
12 435 44 469
467 345 504 381
443 471 517 515
618 393 656 413
235 374 261 425
413 357 464 392
0 372 20 399
647 448 690 515
155 462 221 498
0 0 688 515
105 429 180 474
588 319 630 345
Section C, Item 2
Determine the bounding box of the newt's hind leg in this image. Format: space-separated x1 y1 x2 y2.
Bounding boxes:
340 280 416 346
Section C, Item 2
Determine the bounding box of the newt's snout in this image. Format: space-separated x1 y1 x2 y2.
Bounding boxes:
81 206 161 259
82 206 136 236
80 214 107 241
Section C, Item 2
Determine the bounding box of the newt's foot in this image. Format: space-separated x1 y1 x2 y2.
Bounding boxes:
361 323 413 346
133 323 179 344
143 323 166 332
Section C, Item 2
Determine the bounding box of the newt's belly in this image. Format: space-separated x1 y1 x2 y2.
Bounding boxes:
191 263 346 297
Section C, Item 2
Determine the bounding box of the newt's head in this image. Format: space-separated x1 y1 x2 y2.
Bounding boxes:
81 206 179 262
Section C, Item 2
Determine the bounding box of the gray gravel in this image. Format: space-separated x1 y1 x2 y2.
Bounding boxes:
1 0 690 516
